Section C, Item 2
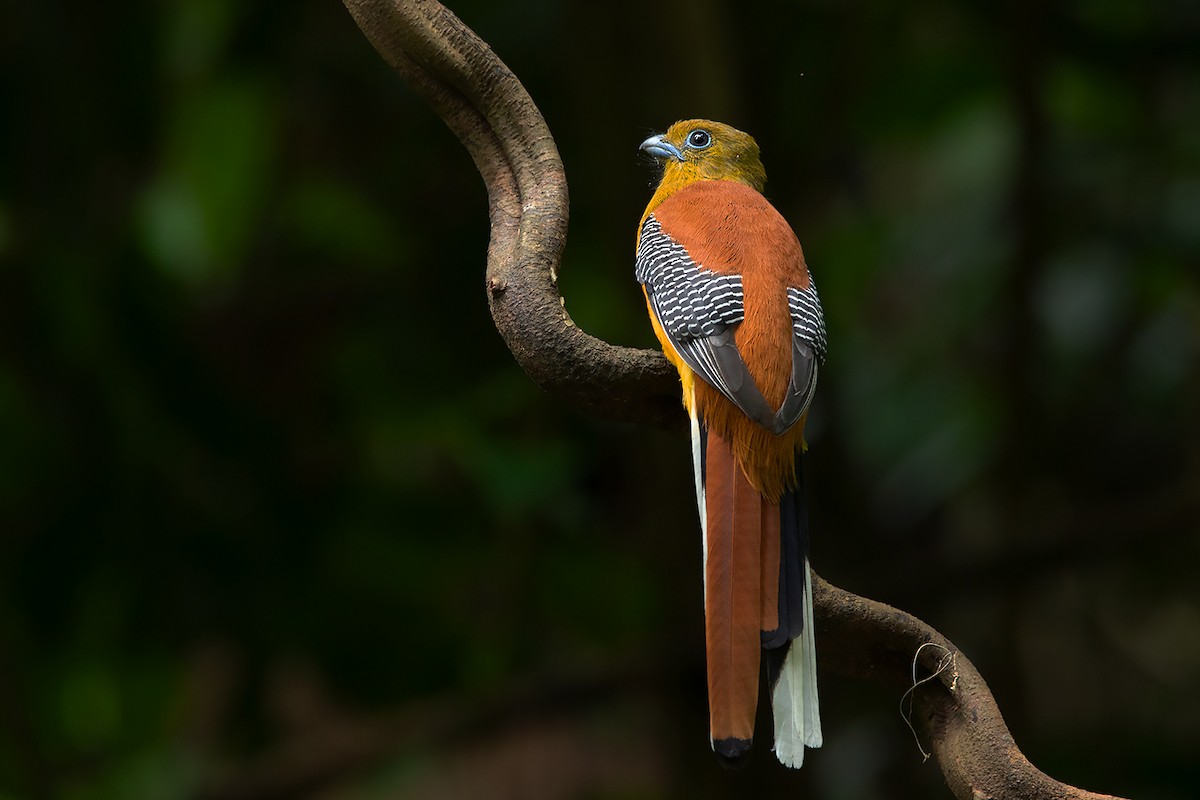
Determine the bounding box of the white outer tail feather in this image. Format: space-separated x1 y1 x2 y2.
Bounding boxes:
689 403 707 549
689 400 708 615
772 557 822 768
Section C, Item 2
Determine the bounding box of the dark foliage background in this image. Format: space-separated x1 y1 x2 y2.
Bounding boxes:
1 1 1198 798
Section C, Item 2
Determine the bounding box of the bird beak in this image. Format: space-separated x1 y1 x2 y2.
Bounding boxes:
640 134 685 162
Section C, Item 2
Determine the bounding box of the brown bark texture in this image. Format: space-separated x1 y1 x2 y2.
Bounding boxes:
340 1 1129 798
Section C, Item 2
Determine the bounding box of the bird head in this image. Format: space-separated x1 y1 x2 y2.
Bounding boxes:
640 119 767 194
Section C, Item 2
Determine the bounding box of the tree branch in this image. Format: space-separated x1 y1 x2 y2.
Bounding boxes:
339 1 1129 798
343 0 680 428
812 574 1122 800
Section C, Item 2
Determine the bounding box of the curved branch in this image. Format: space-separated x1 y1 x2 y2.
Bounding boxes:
343 0 680 428
341 2 1129 798
813 575 1122 800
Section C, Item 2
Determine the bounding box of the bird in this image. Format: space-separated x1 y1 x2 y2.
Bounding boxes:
635 120 827 768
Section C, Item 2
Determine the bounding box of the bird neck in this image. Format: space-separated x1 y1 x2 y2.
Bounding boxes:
640 164 766 227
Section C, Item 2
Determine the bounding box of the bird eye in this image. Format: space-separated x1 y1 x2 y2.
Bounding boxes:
686 129 712 149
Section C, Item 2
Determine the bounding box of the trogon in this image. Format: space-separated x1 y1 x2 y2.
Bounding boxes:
636 119 827 768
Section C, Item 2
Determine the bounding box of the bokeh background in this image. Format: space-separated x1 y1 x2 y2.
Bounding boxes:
2 1 1198 798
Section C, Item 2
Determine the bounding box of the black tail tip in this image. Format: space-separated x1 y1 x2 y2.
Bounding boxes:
713 737 752 769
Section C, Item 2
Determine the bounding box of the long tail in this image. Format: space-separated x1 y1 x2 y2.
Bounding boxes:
691 411 821 768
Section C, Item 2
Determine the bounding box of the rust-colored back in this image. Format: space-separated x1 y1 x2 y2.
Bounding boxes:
653 180 810 500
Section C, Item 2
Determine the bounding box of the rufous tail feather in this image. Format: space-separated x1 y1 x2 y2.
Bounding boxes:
700 427 762 765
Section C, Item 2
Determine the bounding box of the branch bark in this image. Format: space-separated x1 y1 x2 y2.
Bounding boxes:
340 2 1129 798
342 0 680 428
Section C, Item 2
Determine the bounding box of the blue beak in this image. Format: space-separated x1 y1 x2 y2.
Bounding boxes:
639 134 685 162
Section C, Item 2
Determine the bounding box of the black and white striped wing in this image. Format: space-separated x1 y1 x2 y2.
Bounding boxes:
773 280 827 432
637 215 778 429
788 282 827 364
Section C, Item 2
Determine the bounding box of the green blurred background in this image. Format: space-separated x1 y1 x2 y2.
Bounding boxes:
1 1 1198 798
